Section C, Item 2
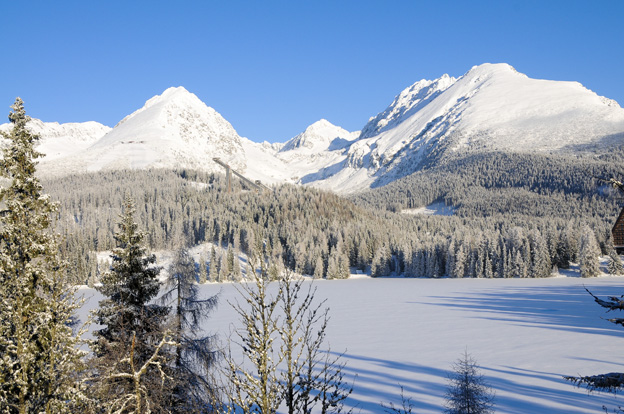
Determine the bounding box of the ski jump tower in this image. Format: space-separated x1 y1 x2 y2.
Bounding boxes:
212 158 269 193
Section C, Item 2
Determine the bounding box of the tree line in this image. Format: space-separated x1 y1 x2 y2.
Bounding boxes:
43 148 623 284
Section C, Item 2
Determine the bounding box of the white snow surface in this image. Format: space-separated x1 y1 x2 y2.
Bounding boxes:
277 119 359 184
32 64 624 194
78 275 624 413
0 118 110 161
312 63 624 193
402 201 455 216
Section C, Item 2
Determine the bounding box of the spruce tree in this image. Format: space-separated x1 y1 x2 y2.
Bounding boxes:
0 98 86 413
444 350 495 414
209 246 218 282
607 248 623 275
91 195 172 411
579 225 601 278
94 195 168 356
198 253 208 284
160 247 219 412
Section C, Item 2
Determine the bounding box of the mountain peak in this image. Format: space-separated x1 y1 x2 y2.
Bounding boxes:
304 119 335 133
142 86 202 111
461 63 528 83
281 119 352 153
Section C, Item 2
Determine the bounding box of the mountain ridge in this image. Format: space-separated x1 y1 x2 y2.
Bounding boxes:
3 63 623 194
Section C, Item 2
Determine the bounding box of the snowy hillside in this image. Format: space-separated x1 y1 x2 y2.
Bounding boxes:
359 74 456 140
39 87 251 176
312 63 624 192
276 119 359 184
0 118 110 161
32 64 624 194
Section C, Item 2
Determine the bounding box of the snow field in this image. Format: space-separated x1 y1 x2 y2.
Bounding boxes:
78 275 624 413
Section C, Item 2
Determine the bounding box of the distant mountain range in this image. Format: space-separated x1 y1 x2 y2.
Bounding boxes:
2 63 623 194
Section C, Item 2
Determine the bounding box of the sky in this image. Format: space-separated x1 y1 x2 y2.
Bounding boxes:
1 0 623 143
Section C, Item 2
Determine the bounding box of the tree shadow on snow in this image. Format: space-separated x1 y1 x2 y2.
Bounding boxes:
332 350 622 414
414 283 624 339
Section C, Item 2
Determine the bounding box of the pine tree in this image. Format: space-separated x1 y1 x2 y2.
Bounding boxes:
579 225 601 278
198 253 208 284
607 249 623 275
232 249 242 282
91 195 172 411
160 247 219 412
0 98 86 413
209 246 218 282
313 255 324 279
226 246 235 280
444 350 495 414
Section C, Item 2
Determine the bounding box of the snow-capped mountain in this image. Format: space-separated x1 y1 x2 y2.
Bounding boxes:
309 63 624 192
280 119 356 153
43 87 249 175
276 119 359 183
29 64 624 194
359 74 456 140
0 118 110 161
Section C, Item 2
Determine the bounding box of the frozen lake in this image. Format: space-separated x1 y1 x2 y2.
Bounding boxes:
80 275 624 413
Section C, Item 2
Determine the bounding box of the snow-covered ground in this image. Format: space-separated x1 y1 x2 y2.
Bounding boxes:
401 201 455 216
79 275 624 413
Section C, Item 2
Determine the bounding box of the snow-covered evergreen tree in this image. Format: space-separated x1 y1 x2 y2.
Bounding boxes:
579 225 601 278
209 246 218 282
444 350 495 414
160 247 219 412
607 248 624 275
313 255 324 279
198 252 208 284
90 195 172 410
93 195 168 355
0 98 86 413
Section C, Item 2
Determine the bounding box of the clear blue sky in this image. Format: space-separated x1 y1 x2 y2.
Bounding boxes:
1 0 622 143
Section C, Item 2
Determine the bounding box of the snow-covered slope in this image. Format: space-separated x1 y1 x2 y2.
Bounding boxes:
0 118 110 161
33 65 624 193
311 63 624 192
41 87 249 176
276 119 359 183
359 74 456 140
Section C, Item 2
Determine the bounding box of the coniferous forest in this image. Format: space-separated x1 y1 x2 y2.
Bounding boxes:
44 145 624 285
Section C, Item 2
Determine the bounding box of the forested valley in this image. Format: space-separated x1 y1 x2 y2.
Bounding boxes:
44 145 624 286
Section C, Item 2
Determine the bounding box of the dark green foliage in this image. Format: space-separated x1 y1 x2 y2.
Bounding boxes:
0 98 85 413
94 196 168 356
90 196 173 412
160 247 219 412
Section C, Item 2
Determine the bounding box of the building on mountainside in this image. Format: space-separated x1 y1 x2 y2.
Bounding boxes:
613 207 624 253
